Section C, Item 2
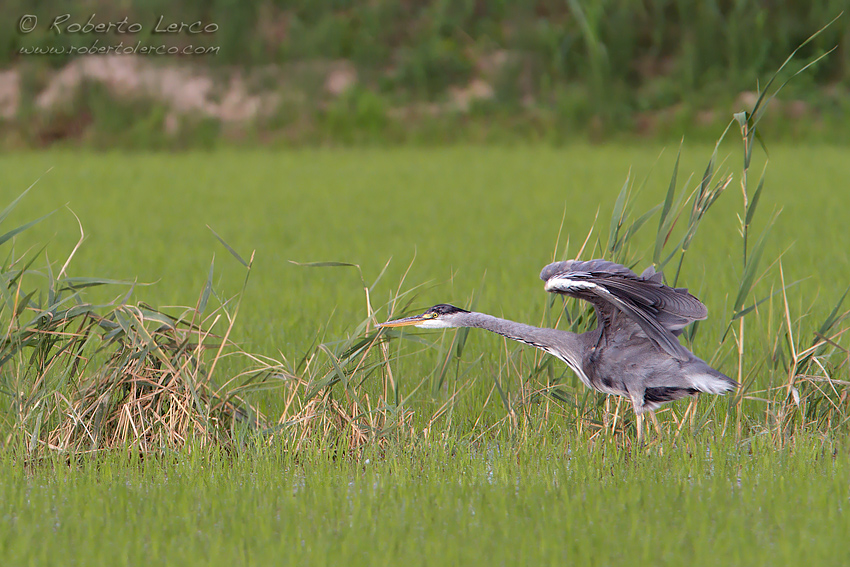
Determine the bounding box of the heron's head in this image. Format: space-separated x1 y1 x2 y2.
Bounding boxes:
378 304 470 329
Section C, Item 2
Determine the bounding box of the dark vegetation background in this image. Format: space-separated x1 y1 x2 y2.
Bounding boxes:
0 1 847 148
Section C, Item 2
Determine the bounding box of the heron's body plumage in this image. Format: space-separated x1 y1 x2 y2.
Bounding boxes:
538 259 736 412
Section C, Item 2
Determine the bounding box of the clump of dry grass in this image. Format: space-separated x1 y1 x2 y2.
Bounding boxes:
44 303 264 453
0 208 293 456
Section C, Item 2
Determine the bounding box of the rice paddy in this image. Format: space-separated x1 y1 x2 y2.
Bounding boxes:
2 439 849 566
1 141 850 565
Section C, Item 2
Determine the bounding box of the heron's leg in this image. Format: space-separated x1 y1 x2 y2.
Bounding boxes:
636 413 643 445
687 397 697 429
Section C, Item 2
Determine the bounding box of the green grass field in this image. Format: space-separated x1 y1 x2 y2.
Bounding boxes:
1 143 850 565
5 144 849 349
3 440 849 566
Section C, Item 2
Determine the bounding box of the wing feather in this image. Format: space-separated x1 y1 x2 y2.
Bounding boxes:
540 259 708 360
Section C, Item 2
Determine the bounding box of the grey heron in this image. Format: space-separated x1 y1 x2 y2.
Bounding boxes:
379 259 737 441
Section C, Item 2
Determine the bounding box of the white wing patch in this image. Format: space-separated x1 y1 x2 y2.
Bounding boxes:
544 277 600 293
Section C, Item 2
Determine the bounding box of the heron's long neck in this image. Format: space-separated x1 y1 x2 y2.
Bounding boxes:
457 312 582 362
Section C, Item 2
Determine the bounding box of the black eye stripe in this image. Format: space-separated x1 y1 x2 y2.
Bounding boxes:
426 304 470 316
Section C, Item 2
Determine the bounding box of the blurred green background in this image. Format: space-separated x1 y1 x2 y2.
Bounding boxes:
1 1 847 148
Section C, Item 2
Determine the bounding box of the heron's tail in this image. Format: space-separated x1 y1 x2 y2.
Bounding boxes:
686 366 738 395
637 363 738 414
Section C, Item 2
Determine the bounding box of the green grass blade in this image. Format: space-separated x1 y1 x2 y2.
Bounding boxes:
289 261 358 268
746 169 767 227
0 176 47 227
624 203 661 244
368 257 393 294
731 279 803 321
654 145 681 264
816 285 850 339
732 211 779 314
748 15 841 125
319 343 350 392
0 211 55 248
60 277 136 290
607 173 630 252
207 225 248 267
199 257 214 314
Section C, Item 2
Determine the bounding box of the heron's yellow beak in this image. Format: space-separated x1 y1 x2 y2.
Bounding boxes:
377 313 432 328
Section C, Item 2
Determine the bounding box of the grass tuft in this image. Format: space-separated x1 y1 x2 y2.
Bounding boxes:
0 214 291 456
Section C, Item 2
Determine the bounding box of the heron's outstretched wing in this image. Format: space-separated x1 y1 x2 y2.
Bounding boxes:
540 259 707 360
